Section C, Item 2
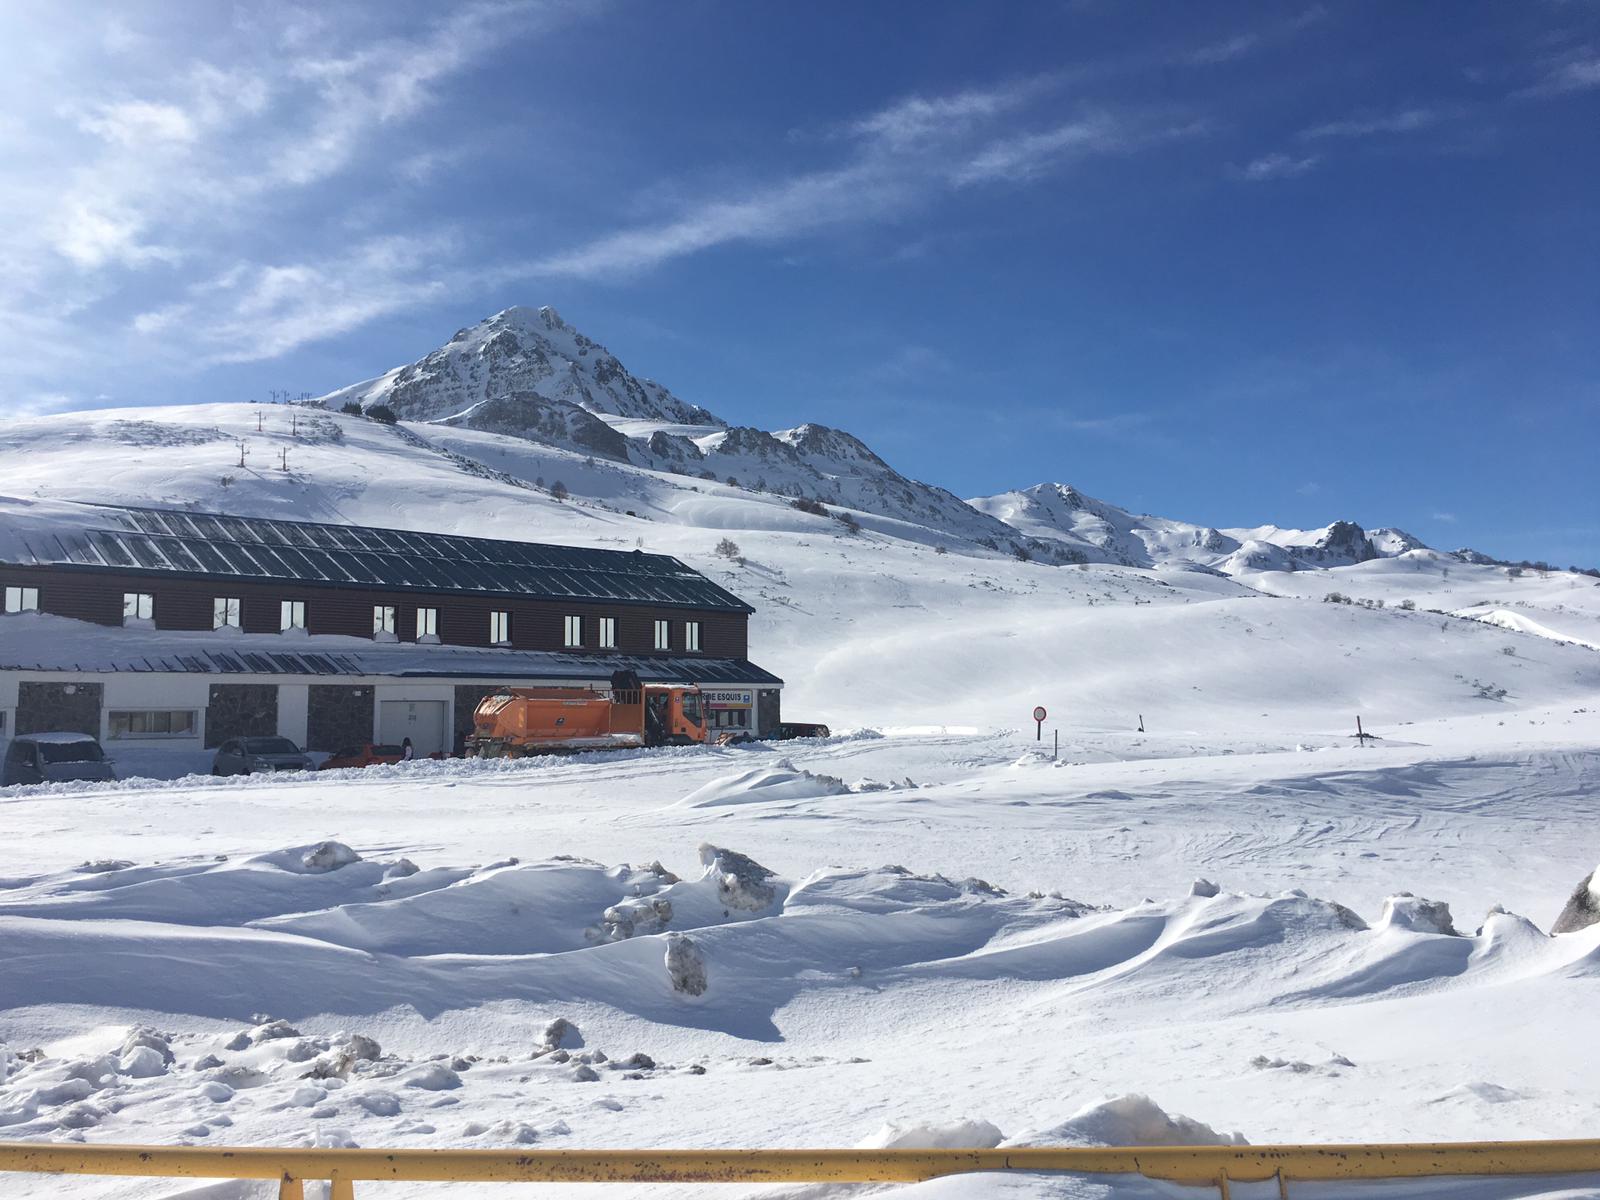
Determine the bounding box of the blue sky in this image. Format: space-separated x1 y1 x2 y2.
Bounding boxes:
2 2 1596 564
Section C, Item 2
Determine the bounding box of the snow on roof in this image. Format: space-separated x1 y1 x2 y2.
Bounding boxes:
0 494 753 613
0 612 782 685
12 730 98 744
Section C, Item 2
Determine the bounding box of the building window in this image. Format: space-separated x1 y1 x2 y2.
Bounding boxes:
109 709 198 739
122 592 154 625
373 605 397 638
563 614 583 647
213 597 242 630
281 600 306 631
598 617 616 648
416 607 439 640
3 586 39 614
490 610 510 645
684 621 702 652
654 619 670 651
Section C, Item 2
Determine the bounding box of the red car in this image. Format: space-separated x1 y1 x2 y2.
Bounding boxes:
319 743 407 770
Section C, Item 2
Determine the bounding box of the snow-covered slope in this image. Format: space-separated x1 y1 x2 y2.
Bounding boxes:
1 402 1597 736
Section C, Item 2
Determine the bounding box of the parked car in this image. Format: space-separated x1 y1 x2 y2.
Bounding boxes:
772 721 831 740
319 743 406 771
2 733 118 787
211 736 314 776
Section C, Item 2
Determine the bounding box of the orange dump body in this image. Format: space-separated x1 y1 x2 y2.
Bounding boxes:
469 682 706 756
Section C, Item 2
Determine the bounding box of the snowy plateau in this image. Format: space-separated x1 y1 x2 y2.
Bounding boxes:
1 306 1599 1200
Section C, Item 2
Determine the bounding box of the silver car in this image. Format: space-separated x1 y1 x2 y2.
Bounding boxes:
211 736 313 776
2 733 118 787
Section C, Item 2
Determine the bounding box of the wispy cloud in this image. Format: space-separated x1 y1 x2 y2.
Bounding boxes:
0 2 572 409
1298 107 1449 140
524 93 1205 281
1432 511 1459 524
845 81 1045 148
1180 6 1327 66
1521 48 1600 96
132 234 458 366
1233 152 1320 181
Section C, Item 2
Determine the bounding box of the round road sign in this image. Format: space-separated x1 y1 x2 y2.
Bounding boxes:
1032 706 1047 722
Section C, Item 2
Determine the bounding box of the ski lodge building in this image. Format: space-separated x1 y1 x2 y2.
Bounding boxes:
0 499 782 760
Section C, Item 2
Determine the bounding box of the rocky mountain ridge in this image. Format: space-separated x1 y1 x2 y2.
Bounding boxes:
313 306 1433 573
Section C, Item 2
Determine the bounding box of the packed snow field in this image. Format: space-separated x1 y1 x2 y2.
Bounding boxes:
4 718 1600 1199
3 312 1599 1197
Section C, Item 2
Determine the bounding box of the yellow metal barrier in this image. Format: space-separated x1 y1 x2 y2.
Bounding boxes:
3 1139 1600 1198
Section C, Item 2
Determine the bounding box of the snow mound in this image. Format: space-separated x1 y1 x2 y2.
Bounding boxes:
859 1117 1005 1149
1011 1094 1246 1147
1378 893 1460 936
302 841 362 872
675 761 850 808
698 844 779 911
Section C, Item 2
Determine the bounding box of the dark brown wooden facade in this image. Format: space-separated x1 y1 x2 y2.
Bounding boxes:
0 564 749 660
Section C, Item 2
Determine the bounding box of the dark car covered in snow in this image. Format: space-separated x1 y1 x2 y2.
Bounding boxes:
2 733 118 787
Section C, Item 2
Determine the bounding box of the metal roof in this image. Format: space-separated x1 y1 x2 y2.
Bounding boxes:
5 503 753 613
0 644 782 685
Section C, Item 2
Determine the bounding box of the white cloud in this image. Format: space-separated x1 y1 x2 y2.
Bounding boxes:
1185 33 1262 66
0 2 574 395
846 81 1043 148
1235 152 1320 181
132 235 458 366
1432 511 1459 524
951 116 1127 186
271 3 544 187
77 100 198 146
1524 50 1600 96
1299 107 1447 140
50 200 180 269
524 98 1204 281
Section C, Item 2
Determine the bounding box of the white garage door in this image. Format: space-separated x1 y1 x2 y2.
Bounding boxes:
378 700 447 757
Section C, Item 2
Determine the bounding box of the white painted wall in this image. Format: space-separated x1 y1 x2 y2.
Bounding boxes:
0 669 782 774
277 684 309 746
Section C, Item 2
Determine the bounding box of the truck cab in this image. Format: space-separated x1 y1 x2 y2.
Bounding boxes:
643 684 704 746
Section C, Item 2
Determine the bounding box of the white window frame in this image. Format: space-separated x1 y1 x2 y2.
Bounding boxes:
213 596 242 630
122 592 154 623
416 607 439 640
653 619 670 651
280 600 306 631
373 605 397 636
684 620 701 652
598 616 616 649
490 610 511 645
108 709 198 739
4 586 39 614
563 614 583 648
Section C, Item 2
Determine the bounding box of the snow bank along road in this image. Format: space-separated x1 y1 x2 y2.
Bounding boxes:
2 707 1599 1199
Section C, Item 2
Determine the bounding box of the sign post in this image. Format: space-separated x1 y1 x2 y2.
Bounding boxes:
1032 705 1047 741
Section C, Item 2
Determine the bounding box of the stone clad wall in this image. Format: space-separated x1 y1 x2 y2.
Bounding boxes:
17 681 103 737
307 684 375 753
205 684 279 748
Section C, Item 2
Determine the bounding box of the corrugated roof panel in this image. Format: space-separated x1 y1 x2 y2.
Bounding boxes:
10 502 753 612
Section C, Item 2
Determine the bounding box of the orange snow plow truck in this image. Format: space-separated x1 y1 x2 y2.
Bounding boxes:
468 670 706 756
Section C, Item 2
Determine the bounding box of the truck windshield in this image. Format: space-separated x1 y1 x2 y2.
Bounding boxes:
38 741 105 764
681 693 703 725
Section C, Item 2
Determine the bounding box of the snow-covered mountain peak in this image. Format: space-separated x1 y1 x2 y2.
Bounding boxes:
317 306 723 431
